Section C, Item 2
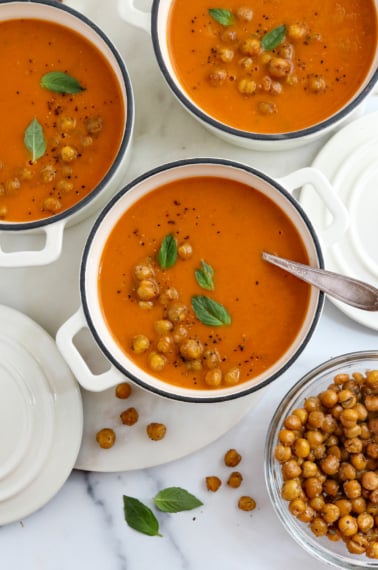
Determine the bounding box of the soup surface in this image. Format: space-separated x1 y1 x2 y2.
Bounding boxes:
0 18 125 222
167 0 377 133
98 176 311 391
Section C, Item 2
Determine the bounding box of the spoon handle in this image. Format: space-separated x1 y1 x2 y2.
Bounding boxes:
262 252 378 312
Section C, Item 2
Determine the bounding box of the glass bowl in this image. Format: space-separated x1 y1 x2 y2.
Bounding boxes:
265 351 378 569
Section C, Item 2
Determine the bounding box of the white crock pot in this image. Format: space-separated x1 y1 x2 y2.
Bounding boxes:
56 158 348 403
0 0 134 267
118 0 378 151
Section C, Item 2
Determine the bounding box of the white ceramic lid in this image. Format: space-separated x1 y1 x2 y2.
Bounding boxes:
0 305 83 525
299 111 378 331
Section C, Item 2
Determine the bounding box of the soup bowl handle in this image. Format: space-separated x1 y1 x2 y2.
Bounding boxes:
56 308 123 392
118 0 151 34
0 220 65 267
277 167 349 248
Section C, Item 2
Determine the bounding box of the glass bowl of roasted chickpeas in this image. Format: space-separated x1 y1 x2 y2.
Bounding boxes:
265 351 378 569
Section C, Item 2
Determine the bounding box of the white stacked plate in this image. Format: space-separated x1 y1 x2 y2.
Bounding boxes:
300 111 378 331
0 305 83 525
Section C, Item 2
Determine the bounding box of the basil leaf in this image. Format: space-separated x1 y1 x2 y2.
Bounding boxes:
123 496 162 537
40 71 85 94
192 295 231 327
154 487 203 513
261 24 286 51
24 118 46 162
209 8 234 26
157 233 177 269
195 260 215 291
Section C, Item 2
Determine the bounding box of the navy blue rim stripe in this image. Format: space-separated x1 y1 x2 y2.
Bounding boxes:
0 0 134 231
150 0 378 142
80 158 325 403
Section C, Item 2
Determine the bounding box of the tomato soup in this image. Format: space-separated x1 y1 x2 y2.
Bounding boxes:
167 0 377 133
98 177 311 391
0 18 125 222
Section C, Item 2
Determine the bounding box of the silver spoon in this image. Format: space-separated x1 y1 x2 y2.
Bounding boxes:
262 251 378 312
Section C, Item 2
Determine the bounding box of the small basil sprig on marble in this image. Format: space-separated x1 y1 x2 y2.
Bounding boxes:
157 233 177 269
195 260 215 291
154 487 203 513
40 71 85 94
192 295 231 327
208 8 234 26
24 118 46 162
261 24 286 51
123 488 203 537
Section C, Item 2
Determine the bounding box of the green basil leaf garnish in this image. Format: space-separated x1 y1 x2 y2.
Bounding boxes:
123 496 162 537
153 487 203 513
192 295 231 327
157 233 177 269
261 24 286 51
40 71 85 94
24 118 46 162
195 260 215 290
208 8 235 26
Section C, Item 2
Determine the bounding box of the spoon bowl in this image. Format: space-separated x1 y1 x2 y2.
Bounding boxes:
262 251 378 312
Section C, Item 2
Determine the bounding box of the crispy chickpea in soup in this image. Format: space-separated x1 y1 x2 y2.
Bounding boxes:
0 18 125 222
166 0 377 133
98 176 311 391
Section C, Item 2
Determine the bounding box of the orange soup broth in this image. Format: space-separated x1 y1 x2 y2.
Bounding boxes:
167 0 377 133
98 177 311 390
0 18 125 222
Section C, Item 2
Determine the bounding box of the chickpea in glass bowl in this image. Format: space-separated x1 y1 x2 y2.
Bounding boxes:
265 351 378 569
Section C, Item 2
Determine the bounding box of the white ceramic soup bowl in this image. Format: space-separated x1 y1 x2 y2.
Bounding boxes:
56 158 348 403
0 0 134 267
118 0 378 151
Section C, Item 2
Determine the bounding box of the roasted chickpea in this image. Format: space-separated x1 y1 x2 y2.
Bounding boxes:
240 36 261 56
178 242 193 260
338 514 358 537
208 68 227 86
148 351 167 372
216 46 234 63
238 78 257 94
287 23 307 40
5 177 21 195
86 116 103 134
204 368 222 387
227 471 243 488
134 262 155 281
136 279 159 301
146 422 167 441
96 428 116 449
180 338 203 360
120 407 139 426
223 367 241 385
206 476 222 492
42 196 61 213
59 115 76 132
224 448 242 467
257 101 277 115
268 57 292 78
238 496 256 511
203 349 221 369
40 164 56 182
156 335 175 354
167 302 187 322
131 334 150 354
115 382 132 399
60 145 78 162
236 6 253 21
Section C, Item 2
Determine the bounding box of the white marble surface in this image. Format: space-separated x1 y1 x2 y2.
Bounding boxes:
0 1 377 568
